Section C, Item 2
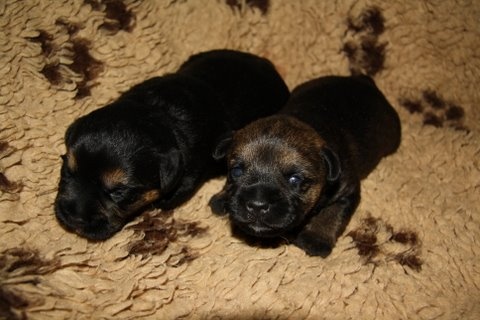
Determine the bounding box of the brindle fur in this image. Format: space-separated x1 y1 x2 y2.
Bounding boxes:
210 75 401 257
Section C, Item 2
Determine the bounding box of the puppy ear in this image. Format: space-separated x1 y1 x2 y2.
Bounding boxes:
320 147 341 181
212 131 234 160
64 119 81 145
158 149 183 193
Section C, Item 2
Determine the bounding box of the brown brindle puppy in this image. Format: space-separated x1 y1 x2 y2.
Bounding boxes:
210 75 401 257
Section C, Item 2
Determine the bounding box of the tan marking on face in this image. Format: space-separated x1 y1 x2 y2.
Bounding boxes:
67 150 77 172
142 189 161 203
127 189 161 212
102 168 129 189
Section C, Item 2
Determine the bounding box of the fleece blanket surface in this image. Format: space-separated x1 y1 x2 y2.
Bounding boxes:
1 1 479 319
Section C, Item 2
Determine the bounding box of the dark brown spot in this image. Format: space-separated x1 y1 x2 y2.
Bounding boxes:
55 18 82 36
86 0 135 33
0 142 21 194
225 0 270 15
343 6 387 76
342 41 357 59
453 124 470 132
0 141 9 154
166 247 199 268
445 104 465 121
0 173 22 194
393 252 422 272
225 0 239 9
0 287 29 309
67 38 104 99
391 230 418 245
27 30 55 57
83 0 102 10
69 38 104 82
398 97 424 114
0 286 29 320
359 36 387 76
2 248 60 275
422 90 446 109
363 215 380 229
348 215 422 273
126 210 207 264
0 248 62 319
75 79 92 99
347 229 380 259
40 63 63 85
347 215 381 263
347 6 385 35
401 90 468 131
3 220 27 226
175 217 207 238
342 36 387 76
423 112 443 127
100 0 136 32
246 0 269 14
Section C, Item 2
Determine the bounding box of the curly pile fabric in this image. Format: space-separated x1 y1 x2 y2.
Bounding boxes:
1 1 479 319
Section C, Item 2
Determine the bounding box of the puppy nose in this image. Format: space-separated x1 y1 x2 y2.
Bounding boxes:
246 200 270 214
57 200 84 225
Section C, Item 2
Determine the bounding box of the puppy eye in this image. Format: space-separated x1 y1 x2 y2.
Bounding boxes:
107 186 128 202
230 164 244 179
288 174 303 186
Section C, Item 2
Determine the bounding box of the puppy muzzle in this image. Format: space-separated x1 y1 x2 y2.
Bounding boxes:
229 184 298 237
54 192 125 240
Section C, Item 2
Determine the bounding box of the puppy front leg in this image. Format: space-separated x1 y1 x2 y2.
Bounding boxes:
293 189 360 257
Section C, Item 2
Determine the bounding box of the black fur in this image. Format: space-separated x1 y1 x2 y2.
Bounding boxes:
210 75 401 257
55 49 289 240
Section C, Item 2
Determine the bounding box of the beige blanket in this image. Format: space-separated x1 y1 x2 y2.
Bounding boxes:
1 1 479 319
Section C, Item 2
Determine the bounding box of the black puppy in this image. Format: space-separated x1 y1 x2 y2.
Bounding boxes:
55 49 289 240
210 75 401 257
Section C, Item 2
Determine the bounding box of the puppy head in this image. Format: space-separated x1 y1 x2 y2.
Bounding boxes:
213 115 340 238
55 104 182 240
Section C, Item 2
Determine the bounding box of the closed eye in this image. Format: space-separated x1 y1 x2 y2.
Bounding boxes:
105 185 129 203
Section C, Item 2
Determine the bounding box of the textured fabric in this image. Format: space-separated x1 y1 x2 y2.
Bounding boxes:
1 1 479 319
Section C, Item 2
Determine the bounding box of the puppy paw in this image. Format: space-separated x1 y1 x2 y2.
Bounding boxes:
208 192 228 216
293 231 333 257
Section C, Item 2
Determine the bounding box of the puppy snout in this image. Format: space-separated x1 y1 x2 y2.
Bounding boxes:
246 200 270 215
56 198 85 226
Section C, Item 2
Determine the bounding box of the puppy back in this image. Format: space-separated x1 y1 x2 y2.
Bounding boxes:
178 50 290 130
282 75 401 178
